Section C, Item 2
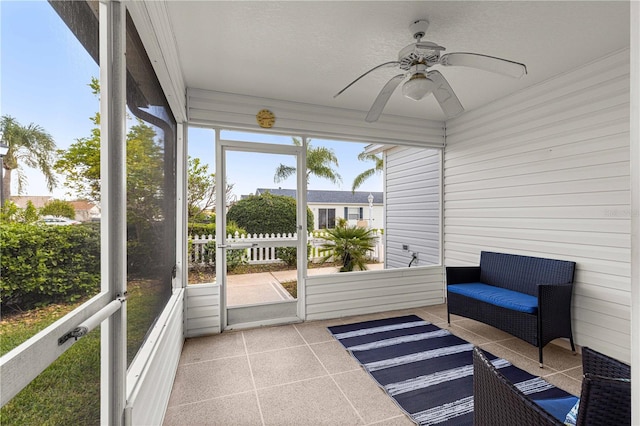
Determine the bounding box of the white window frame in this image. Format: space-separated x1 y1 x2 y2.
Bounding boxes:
0 2 128 425
318 208 336 229
347 207 362 220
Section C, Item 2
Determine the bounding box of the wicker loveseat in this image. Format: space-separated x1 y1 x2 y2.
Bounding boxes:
446 251 576 366
473 346 631 425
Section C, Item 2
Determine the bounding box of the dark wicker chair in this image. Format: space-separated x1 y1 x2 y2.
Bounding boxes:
473 346 632 426
576 346 631 425
472 347 563 426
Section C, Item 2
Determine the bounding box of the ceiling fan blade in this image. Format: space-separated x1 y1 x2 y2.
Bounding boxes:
365 74 405 123
440 52 527 78
334 61 400 98
427 70 464 119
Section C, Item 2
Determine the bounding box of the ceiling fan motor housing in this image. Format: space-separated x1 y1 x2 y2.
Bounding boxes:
398 41 445 70
409 19 430 40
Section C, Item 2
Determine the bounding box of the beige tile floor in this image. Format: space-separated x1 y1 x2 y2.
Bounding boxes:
164 304 583 425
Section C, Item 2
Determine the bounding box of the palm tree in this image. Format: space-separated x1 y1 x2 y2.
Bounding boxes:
318 224 376 272
351 151 383 192
1 115 57 200
274 137 342 185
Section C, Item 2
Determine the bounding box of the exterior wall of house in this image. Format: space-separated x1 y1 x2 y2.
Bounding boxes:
71 204 101 222
443 49 631 362
305 266 444 320
385 146 441 268
308 202 383 229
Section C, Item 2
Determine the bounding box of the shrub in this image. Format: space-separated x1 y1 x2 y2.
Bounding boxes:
187 220 247 238
201 242 246 272
318 225 376 272
275 245 312 267
188 222 215 236
275 247 297 267
40 199 76 219
1 200 20 223
20 200 39 223
227 192 314 235
0 223 100 310
188 221 248 271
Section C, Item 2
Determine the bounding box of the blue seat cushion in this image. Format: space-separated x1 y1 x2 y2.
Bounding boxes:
447 283 538 314
533 395 579 423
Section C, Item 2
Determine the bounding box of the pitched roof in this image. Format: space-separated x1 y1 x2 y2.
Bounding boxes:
68 200 99 211
8 196 54 209
254 188 383 204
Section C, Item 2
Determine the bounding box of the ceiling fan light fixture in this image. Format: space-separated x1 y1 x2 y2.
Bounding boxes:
402 73 434 101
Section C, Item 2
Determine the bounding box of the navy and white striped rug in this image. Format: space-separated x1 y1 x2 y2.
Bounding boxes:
328 315 573 425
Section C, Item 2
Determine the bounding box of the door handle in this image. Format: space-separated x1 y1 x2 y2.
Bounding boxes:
217 243 258 249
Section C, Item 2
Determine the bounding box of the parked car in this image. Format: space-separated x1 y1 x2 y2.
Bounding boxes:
40 215 81 225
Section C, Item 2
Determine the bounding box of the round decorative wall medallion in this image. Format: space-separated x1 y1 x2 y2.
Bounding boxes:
256 109 275 128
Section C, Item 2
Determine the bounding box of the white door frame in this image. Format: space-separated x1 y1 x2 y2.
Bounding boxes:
214 131 307 329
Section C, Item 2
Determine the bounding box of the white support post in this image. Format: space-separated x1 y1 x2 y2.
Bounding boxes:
629 2 639 424
215 129 227 330
99 1 127 425
297 137 308 320
175 122 188 290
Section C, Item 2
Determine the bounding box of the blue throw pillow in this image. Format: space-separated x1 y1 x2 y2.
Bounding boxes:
534 396 579 423
564 399 580 425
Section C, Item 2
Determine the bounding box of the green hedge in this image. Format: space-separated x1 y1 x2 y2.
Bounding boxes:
187 221 246 237
188 222 215 236
0 223 100 310
227 193 314 235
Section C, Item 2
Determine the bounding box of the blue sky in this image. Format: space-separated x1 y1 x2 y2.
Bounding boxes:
188 128 383 199
2 1 382 200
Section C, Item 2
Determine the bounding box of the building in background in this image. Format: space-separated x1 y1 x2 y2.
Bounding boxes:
252 188 383 230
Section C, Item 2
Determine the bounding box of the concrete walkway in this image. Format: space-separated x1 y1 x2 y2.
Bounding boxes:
226 263 383 306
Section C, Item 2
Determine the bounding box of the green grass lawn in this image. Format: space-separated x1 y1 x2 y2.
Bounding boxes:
0 278 165 425
0 302 101 425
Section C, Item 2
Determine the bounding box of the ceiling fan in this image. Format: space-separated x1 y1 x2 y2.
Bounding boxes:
334 19 528 122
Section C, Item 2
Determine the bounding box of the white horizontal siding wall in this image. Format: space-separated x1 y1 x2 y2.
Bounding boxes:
386 147 441 268
444 49 631 362
185 284 221 337
187 89 445 148
308 203 384 229
305 266 444 321
126 290 184 425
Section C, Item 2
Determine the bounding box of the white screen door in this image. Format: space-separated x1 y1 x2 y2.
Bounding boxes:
215 135 306 329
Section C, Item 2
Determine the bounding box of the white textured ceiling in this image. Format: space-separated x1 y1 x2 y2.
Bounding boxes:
166 1 630 121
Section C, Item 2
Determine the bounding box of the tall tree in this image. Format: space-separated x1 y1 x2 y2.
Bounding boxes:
54 78 101 201
274 137 342 186
40 199 76 219
187 156 234 221
0 115 58 200
54 114 101 201
351 151 383 192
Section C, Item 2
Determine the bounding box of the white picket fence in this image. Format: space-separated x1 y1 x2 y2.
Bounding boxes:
189 230 384 266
